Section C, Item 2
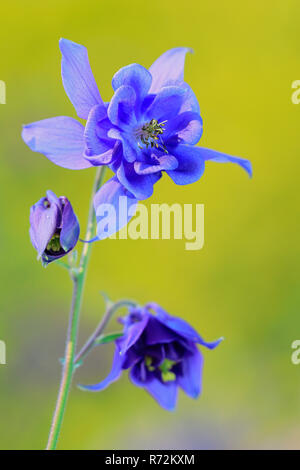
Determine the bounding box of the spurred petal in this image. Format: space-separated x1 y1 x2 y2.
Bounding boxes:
112 64 152 104
117 162 160 200
59 38 103 119
147 303 223 350
195 147 252 177
108 85 137 127
149 48 192 93
60 199 80 252
22 117 92 170
146 86 186 121
80 347 124 392
167 144 205 185
177 346 203 399
164 111 203 146
94 177 138 240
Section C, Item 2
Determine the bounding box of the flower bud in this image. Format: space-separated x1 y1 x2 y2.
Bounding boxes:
29 190 79 266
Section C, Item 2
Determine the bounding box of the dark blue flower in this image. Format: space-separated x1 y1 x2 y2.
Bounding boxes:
22 39 252 240
30 190 79 266
81 303 222 411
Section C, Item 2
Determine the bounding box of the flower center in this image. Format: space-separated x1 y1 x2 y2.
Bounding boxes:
145 356 177 382
46 233 61 253
136 119 168 153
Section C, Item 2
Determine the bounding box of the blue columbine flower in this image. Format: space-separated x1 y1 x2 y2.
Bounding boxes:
81 303 222 411
30 190 80 266
22 39 252 240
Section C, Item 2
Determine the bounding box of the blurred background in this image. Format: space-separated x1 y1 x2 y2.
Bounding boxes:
0 0 299 450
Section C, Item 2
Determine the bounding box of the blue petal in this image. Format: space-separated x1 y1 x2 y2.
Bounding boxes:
146 86 186 121
29 227 38 252
147 303 223 350
84 145 120 166
195 147 252 178
22 117 92 170
84 106 117 165
149 48 200 113
144 317 179 345
179 84 200 114
46 190 62 210
117 161 160 200
119 307 145 328
108 128 138 163
149 48 192 93
134 155 178 175
112 64 152 106
164 112 203 146
121 347 142 369
30 198 59 258
84 104 110 153
60 199 80 252
163 342 187 361
59 38 103 119
167 144 205 185
80 347 124 392
94 177 138 240
130 367 178 411
118 313 149 355
141 94 156 114
130 361 151 385
107 85 137 128
177 346 203 399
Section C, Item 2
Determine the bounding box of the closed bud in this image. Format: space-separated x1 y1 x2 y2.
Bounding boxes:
29 190 80 266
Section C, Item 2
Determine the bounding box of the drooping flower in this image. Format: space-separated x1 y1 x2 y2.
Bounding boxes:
22 39 252 240
30 190 79 266
81 303 222 411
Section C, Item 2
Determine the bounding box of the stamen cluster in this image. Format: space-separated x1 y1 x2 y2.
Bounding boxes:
137 119 168 153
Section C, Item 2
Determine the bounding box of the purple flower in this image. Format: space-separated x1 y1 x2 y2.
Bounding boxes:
30 190 79 266
81 303 222 411
22 39 252 240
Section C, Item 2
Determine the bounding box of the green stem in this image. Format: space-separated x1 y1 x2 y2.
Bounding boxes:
46 166 106 450
74 300 137 364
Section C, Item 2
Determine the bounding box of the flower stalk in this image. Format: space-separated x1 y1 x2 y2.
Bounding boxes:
46 166 106 450
74 299 137 365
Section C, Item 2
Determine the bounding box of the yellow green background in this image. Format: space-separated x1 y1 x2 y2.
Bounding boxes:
0 0 299 450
